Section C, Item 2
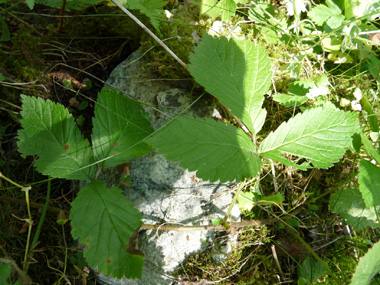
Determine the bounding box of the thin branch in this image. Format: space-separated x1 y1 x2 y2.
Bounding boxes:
110 0 189 71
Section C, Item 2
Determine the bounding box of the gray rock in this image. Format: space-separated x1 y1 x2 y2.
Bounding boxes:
98 51 240 284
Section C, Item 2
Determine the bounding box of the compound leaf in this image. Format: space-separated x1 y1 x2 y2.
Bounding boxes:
351 241 380 284
258 104 359 169
17 95 95 180
146 116 261 182
358 159 380 207
70 180 143 279
189 32 272 135
92 88 153 168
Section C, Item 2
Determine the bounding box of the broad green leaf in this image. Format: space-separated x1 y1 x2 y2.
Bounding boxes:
117 0 166 30
189 33 272 135
70 180 143 279
147 116 262 183
92 88 153 168
329 188 379 231
258 104 359 169
18 95 95 180
197 0 237 21
361 134 380 164
298 256 327 283
351 241 380 284
358 159 380 207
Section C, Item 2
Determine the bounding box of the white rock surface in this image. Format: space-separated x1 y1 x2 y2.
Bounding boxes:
98 51 240 284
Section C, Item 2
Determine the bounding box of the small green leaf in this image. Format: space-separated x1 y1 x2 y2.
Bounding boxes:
0 16 10 41
17 95 95 180
238 191 255 211
70 180 143 279
361 134 380 164
309 0 342 27
25 0 35 9
118 0 167 30
212 218 222 226
351 241 380 284
92 88 153 168
78 101 88 111
0 262 12 285
189 32 272 135
298 256 327 284
248 3 274 24
358 159 380 207
147 116 262 183
258 104 359 169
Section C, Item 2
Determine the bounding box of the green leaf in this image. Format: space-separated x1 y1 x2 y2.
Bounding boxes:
248 3 275 24
238 191 255 211
17 95 95 180
117 0 166 30
351 241 380 284
298 256 327 284
70 180 143 279
273 80 314 107
258 104 359 169
197 0 237 21
273 93 308 107
358 159 380 207
25 0 35 9
329 188 379 231
147 116 262 183
92 88 153 168
0 15 10 41
0 262 12 285
189 32 272 135
238 191 284 211
361 134 380 164
309 0 342 27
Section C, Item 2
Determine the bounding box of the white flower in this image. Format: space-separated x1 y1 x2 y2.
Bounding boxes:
351 100 362 111
340 98 351 107
164 10 173 19
209 21 224 35
286 0 308 16
353 88 362 101
306 84 329 100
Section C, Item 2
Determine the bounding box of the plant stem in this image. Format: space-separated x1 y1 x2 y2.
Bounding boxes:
221 179 246 226
25 179 51 273
0 172 33 271
110 0 188 71
283 222 338 282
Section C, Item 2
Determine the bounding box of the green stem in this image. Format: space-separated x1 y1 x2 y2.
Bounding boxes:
283 223 337 281
221 179 246 226
25 179 51 273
